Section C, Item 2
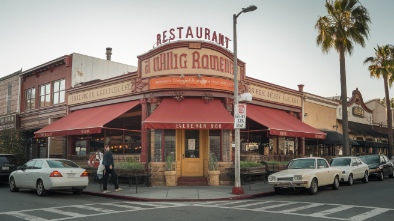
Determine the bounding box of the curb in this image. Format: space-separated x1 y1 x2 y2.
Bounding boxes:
83 190 276 202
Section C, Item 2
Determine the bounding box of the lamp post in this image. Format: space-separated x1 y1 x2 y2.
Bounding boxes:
232 5 257 195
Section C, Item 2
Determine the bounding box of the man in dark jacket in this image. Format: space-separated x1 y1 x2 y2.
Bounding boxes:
102 144 122 193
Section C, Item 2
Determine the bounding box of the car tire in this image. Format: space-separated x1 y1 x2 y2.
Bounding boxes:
308 178 318 195
362 171 369 183
378 171 384 181
389 168 394 178
9 177 19 192
332 175 340 190
36 179 48 196
347 174 353 186
72 189 83 195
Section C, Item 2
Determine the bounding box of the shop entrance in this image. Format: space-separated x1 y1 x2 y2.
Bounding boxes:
181 130 204 177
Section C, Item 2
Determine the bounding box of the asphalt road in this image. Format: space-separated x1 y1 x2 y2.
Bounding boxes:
0 177 393 221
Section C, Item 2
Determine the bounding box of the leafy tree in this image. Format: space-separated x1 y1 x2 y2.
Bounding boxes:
364 44 394 158
0 129 27 165
315 0 371 156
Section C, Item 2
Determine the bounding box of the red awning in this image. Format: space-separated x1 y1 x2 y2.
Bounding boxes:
144 98 234 130
34 101 140 138
247 104 326 139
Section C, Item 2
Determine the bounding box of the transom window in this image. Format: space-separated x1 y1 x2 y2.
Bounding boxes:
39 83 51 107
53 79 65 104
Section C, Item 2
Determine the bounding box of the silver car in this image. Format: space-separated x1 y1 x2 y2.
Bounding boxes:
9 158 89 196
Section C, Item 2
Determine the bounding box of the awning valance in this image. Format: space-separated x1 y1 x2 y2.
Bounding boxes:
246 104 326 139
34 101 140 138
143 98 234 130
348 121 387 138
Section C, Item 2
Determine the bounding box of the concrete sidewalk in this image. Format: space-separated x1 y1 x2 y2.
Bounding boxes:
83 181 275 202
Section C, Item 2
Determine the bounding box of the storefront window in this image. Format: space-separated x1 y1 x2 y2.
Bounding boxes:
75 140 87 155
209 130 220 161
152 129 175 162
106 129 141 154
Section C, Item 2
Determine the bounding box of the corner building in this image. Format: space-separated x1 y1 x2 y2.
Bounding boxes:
35 40 325 186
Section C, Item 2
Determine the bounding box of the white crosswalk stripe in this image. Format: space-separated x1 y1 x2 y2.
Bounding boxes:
197 200 394 220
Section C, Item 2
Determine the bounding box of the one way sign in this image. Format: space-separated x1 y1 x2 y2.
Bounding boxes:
234 104 246 129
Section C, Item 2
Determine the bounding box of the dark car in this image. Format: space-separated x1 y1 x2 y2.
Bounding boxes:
0 154 18 183
358 154 394 181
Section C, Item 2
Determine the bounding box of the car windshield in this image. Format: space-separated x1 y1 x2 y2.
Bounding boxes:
358 155 379 164
47 160 79 168
0 155 16 165
287 159 315 169
330 158 351 166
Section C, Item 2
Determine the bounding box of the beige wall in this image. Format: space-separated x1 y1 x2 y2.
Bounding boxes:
304 97 339 132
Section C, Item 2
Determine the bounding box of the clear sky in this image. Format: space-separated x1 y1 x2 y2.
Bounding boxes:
1 0 393 102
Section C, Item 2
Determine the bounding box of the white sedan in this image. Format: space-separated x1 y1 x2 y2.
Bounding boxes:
329 156 369 185
268 157 342 195
9 158 89 196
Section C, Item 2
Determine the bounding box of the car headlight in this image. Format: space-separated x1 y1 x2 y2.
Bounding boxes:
293 175 303 180
268 176 276 182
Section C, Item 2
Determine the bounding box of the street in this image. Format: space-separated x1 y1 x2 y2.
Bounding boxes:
0 178 394 221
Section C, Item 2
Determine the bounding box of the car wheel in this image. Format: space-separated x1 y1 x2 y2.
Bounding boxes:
332 175 340 190
362 171 369 183
308 178 318 195
36 179 48 196
389 168 394 178
9 177 19 192
72 189 83 195
347 174 353 186
378 171 384 181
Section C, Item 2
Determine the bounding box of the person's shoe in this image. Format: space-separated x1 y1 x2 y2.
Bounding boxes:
115 188 123 192
103 190 110 193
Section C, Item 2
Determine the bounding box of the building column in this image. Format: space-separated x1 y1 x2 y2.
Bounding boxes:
140 98 148 165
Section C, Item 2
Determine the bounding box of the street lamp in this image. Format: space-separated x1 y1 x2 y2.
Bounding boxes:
232 5 257 195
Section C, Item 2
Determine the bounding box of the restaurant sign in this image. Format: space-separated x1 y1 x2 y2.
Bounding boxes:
68 81 132 105
141 47 242 80
248 84 301 107
149 76 233 91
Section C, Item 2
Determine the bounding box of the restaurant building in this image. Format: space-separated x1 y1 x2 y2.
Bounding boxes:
34 27 326 186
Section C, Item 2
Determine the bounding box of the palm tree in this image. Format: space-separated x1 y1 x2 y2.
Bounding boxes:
364 44 394 158
315 0 371 156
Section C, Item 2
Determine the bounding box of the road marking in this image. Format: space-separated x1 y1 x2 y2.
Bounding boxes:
255 201 298 210
42 208 85 218
349 208 390 221
279 203 324 213
6 212 48 221
309 205 354 217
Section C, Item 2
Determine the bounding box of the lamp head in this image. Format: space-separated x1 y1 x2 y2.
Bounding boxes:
242 5 257 13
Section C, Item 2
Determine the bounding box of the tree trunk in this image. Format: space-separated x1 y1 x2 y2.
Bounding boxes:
384 77 393 159
339 47 350 156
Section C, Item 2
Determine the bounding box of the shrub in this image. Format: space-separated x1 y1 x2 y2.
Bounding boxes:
240 161 263 168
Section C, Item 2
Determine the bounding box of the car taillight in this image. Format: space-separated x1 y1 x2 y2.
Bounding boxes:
81 170 89 177
49 170 63 177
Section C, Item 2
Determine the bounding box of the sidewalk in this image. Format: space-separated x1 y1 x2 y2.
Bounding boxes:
83 181 275 202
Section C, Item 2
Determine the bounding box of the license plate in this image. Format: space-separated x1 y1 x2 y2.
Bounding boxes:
1 167 9 170
67 173 76 178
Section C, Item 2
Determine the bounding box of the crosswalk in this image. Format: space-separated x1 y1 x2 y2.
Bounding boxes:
195 200 394 220
1 200 392 221
0 201 184 221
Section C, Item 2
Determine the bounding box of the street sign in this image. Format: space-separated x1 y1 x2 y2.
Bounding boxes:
234 104 246 129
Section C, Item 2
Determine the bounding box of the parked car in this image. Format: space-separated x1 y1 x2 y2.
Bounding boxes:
9 158 89 196
358 154 394 181
329 156 369 185
0 154 17 183
268 157 342 195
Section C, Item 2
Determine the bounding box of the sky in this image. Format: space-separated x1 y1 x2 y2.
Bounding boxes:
1 0 393 102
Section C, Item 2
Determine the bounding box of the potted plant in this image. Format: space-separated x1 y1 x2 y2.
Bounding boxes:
164 152 177 186
208 152 220 186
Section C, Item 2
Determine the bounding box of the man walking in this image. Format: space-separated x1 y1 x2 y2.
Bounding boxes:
102 144 122 193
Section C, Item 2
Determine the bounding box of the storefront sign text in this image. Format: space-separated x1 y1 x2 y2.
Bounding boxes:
142 48 241 79
157 26 230 48
149 76 233 91
248 84 301 107
175 123 223 129
68 81 132 105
